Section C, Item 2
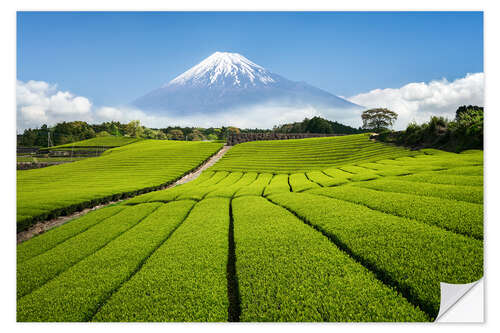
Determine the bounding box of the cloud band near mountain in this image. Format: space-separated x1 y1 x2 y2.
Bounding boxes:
17 72 484 132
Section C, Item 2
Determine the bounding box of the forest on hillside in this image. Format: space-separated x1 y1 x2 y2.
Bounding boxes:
377 105 483 152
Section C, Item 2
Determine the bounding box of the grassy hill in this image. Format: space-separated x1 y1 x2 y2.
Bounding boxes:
212 133 422 173
17 140 223 231
17 134 483 322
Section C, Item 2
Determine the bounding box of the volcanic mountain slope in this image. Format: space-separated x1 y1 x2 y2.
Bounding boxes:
132 52 363 116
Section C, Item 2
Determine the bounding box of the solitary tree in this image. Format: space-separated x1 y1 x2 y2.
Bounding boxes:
361 108 398 132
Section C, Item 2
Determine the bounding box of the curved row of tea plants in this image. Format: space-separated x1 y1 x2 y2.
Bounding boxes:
232 196 429 321
93 198 230 322
267 192 483 317
212 134 423 173
17 201 195 321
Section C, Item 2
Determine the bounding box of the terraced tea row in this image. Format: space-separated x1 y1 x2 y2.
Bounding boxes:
18 201 194 321
232 196 428 321
17 140 223 231
308 185 482 239
17 203 162 299
17 189 481 321
212 134 423 173
125 149 483 241
267 193 483 317
93 198 230 321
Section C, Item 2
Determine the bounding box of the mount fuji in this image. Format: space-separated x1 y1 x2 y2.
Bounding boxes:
132 52 364 123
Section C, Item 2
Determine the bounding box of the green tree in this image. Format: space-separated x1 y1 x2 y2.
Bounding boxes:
272 116 364 134
156 131 167 140
213 128 222 139
19 129 37 146
96 131 111 137
228 127 240 135
207 133 218 141
109 123 121 136
187 129 205 141
36 124 50 147
168 129 185 140
52 121 95 145
142 128 167 140
142 127 156 139
455 105 483 121
304 116 333 134
361 108 398 132
125 120 144 138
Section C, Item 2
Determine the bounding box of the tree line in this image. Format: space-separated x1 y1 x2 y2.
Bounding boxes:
18 106 482 151
17 121 242 147
273 116 367 134
376 105 483 152
17 117 365 147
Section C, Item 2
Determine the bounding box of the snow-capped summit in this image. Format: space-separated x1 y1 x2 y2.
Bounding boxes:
132 52 363 117
167 52 276 88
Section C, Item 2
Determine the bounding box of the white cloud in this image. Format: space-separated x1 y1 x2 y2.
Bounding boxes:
348 73 484 130
17 73 484 132
164 104 323 129
95 104 323 130
17 80 93 130
49 92 92 116
15 80 336 131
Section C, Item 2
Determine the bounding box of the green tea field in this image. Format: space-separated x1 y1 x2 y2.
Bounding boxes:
16 134 483 322
16 140 223 231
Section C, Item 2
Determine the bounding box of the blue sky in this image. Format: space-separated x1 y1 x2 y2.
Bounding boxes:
17 11 483 106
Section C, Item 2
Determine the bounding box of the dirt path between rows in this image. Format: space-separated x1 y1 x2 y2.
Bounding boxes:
17 145 232 244
165 145 231 187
